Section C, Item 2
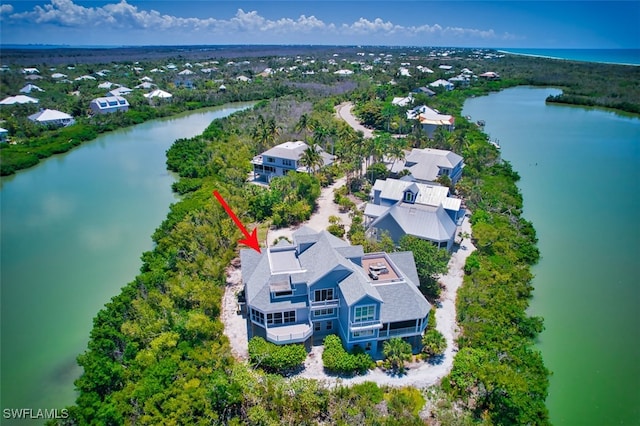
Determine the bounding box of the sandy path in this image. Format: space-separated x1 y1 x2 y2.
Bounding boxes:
335 102 374 139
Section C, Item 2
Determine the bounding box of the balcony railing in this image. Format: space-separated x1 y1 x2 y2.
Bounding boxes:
266 322 313 344
379 326 420 339
310 299 339 309
350 319 383 331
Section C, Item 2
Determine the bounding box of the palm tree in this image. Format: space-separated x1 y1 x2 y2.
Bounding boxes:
266 117 280 147
295 113 313 140
382 337 413 373
299 143 323 174
387 137 407 170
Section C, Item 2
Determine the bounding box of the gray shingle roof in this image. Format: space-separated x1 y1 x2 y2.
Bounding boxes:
377 282 431 323
338 269 382 306
387 251 421 288
390 148 462 183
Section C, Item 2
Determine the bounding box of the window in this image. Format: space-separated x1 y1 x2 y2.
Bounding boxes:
251 309 264 325
266 157 275 163
267 311 296 325
314 308 335 318
314 323 321 332
274 290 292 297
352 329 374 338
283 311 295 324
404 191 415 203
365 342 372 351
354 305 375 322
314 288 334 302
283 159 294 167
326 321 332 330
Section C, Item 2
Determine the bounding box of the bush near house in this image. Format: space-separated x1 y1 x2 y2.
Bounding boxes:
322 334 374 374
247 337 307 374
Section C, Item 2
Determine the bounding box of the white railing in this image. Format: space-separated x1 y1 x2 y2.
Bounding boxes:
350 319 382 330
266 323 313 343
379 326 419 338
310 299 339 308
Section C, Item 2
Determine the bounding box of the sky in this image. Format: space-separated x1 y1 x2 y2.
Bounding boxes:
0 0 638 48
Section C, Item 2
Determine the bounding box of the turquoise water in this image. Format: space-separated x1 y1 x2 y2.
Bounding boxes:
463 87 640 425
498 48 640 66
0 103 253 422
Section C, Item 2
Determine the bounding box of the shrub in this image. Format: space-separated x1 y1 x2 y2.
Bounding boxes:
322 335 373 374
248 337 307 373
422 329 447 358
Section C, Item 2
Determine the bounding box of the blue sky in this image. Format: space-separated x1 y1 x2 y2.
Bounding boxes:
1 1 638 48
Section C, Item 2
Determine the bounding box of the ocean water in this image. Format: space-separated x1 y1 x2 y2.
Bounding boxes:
463 87 640 425
498 48 640 66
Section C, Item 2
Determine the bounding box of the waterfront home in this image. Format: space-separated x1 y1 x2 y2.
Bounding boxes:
143 89 173 99
479 71 500 80
89 96 129 114
0 95 39 105
364 178 463 251
19 84 44 94
251 141 334 183
241 227 431 353
406 105 455 138
28 109 75 127
387 147 464 185
429 79 454 91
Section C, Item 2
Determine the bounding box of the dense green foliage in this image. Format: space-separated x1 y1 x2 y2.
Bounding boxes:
247 337 307 373
398 235 450 300
382 337 413 374
322 334 374 375
422 307 447 359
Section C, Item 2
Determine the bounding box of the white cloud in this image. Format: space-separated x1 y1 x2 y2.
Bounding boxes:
7 0 513 43
0 4 14 15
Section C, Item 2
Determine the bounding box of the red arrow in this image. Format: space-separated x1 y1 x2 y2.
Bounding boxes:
213 190 261 253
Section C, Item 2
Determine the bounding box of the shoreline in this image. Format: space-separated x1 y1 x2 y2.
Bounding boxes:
497 49 640 67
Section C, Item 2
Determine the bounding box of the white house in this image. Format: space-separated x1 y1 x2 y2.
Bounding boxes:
391 96 414 107
89 96 129 114
144 89 173 99
28 109 75 127
0 128 8 143
108 86 132 97
251 141 334 183
429 79 454 91
236 75 252 82
0 95 39 105
19 84 44 94
334 69 354 75
21 68 40 74
51 73 67 79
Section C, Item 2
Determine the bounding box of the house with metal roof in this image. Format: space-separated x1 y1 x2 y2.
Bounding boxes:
241 227 431 353
387 147 464 185
89 96 129 114
28 109 75 127
364 178 463 251
250 141 334 183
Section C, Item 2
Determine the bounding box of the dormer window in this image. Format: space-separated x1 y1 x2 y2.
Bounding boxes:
403 183 419 204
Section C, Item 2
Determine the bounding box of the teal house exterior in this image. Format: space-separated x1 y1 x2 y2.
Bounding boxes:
241 227 431 354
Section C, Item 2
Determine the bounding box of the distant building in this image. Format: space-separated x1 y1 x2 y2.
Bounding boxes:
242 227 431 353
143 89 172 99
28 109 75 127
19 84 44 94
251 141 334 183
107 86 132 97
406 105 455 138
89 96 129 114
429 79 454 91
0 128 8 143
0 95 39 105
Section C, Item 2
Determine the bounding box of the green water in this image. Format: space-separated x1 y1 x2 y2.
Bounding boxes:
0 103 253 422
463 87 640 425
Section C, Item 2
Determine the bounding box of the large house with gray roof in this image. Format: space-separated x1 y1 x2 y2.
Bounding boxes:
388 147 464 185
241 227 431 354
364 178 464 251
250 141 334 183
